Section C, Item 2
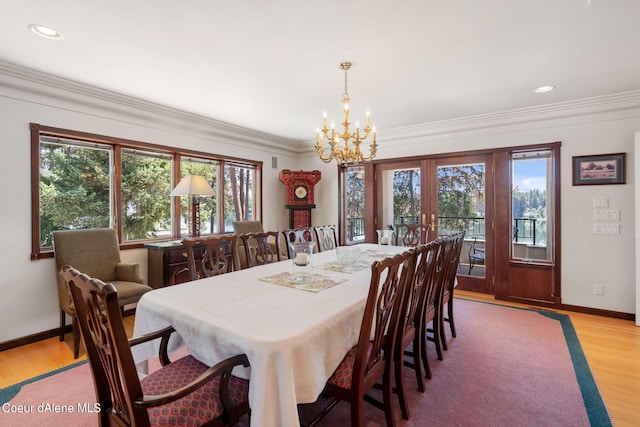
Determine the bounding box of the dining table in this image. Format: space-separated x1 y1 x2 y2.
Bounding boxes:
132 242 406 427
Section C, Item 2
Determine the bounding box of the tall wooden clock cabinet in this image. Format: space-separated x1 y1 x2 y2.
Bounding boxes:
279 170 322 228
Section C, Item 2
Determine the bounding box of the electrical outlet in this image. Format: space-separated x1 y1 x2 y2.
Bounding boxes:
593 284 604 296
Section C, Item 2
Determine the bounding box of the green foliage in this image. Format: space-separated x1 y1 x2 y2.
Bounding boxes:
39 144 110 246
181 160 218 234
512 188 546 219
437 165 484 234
346 168 365 218
224 165 252 232
38 139 257 246
121 152 172 240
393 169 420 223
512 188 547 244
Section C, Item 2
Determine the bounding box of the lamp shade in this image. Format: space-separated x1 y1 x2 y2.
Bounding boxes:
171 175 215 196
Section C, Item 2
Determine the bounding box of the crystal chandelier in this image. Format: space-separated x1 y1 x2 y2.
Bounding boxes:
315 62 377 164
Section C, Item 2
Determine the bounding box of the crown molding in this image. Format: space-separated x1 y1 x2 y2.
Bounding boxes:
0 60 302 153
376 90 640 142
4 60 640 156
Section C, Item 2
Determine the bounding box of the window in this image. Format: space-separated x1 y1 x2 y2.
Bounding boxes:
31 123 262 259
180 157 218 234
223 163 254 232
511 149 553 262
38 137 112 247
342 165 365 244
121 149 172 240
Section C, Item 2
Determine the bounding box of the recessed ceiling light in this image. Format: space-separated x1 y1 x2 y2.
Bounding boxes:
534 85 555 93
28 24 63 40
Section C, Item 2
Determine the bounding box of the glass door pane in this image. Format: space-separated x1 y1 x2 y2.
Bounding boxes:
511 150 552 262
380 167 421 244
344 166 365 244
437 163 485 277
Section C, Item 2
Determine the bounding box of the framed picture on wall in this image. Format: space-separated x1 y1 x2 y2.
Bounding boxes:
572 153 626 186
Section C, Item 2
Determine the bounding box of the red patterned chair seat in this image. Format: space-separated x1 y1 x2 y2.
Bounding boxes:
327 344 374 390
143 355 249 426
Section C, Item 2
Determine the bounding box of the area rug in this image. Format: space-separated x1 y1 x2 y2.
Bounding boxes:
0 299 612 427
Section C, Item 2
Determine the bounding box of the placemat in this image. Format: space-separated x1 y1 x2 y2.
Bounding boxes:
317 260 371 274
361 249 396 258
258 271 347 292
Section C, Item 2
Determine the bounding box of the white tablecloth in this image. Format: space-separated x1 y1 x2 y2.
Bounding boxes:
132 243 404 427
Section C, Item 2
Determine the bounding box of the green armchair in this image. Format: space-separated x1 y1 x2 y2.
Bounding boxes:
53 228 152 358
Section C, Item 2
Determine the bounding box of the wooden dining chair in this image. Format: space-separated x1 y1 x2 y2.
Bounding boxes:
312 250 414 427
182 235 240 280
424 237 452 366
62 265 250 427
394 224 427 247
439 231 466 352
393 241 441 419
238 231 282 268
313 225 338 252
281 227 314 258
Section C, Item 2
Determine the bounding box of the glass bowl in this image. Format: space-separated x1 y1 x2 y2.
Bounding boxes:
336 246 362 266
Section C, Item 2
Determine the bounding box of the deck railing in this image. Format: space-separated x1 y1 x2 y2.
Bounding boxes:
346 215 541 244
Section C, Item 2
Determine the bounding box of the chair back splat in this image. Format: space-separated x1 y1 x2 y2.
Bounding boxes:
281 227 314 258
182 235 239 280
63 265 250 427
238 231 282 268
313 225 338 252
313 250 415 427
394 224 427 247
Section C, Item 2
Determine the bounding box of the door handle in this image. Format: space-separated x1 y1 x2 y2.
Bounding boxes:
426 213 437 231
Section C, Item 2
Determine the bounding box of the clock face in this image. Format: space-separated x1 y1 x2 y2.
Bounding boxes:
294 185 308 200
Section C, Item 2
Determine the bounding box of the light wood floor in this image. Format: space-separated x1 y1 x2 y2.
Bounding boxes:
1 292 638 426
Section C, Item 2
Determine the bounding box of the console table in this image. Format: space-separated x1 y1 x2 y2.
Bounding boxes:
145 241 193 288
145 239 235 288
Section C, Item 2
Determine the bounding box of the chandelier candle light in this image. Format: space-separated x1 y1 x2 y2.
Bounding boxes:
315 62 377 164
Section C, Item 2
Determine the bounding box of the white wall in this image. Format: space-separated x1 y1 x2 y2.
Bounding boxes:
299 92 640 316
0 67 300 342
1 65 638 344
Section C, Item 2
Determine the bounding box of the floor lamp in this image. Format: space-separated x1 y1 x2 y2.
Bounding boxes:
171 175 215 237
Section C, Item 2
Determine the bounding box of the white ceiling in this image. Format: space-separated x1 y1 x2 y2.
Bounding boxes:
3 0 640 142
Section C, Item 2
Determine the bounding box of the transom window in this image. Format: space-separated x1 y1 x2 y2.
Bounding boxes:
31 123 262 259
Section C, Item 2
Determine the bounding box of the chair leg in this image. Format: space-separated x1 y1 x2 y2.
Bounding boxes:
430 314 444 359
72 317 80 359
439 305 448 353
351 399 364 427
422 317 442 372
382 369 396 427
412 334 425 392
420 338 432 380
447 298 457 338
395 352 410 420
59 310 66 342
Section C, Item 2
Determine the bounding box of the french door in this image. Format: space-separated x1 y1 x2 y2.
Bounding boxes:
427 154 493 293
368 154 493 294
362 143 560 305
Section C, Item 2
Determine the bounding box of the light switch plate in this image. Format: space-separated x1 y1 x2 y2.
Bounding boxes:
593 197 609 208
593 223 620 235
593 210 620 221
